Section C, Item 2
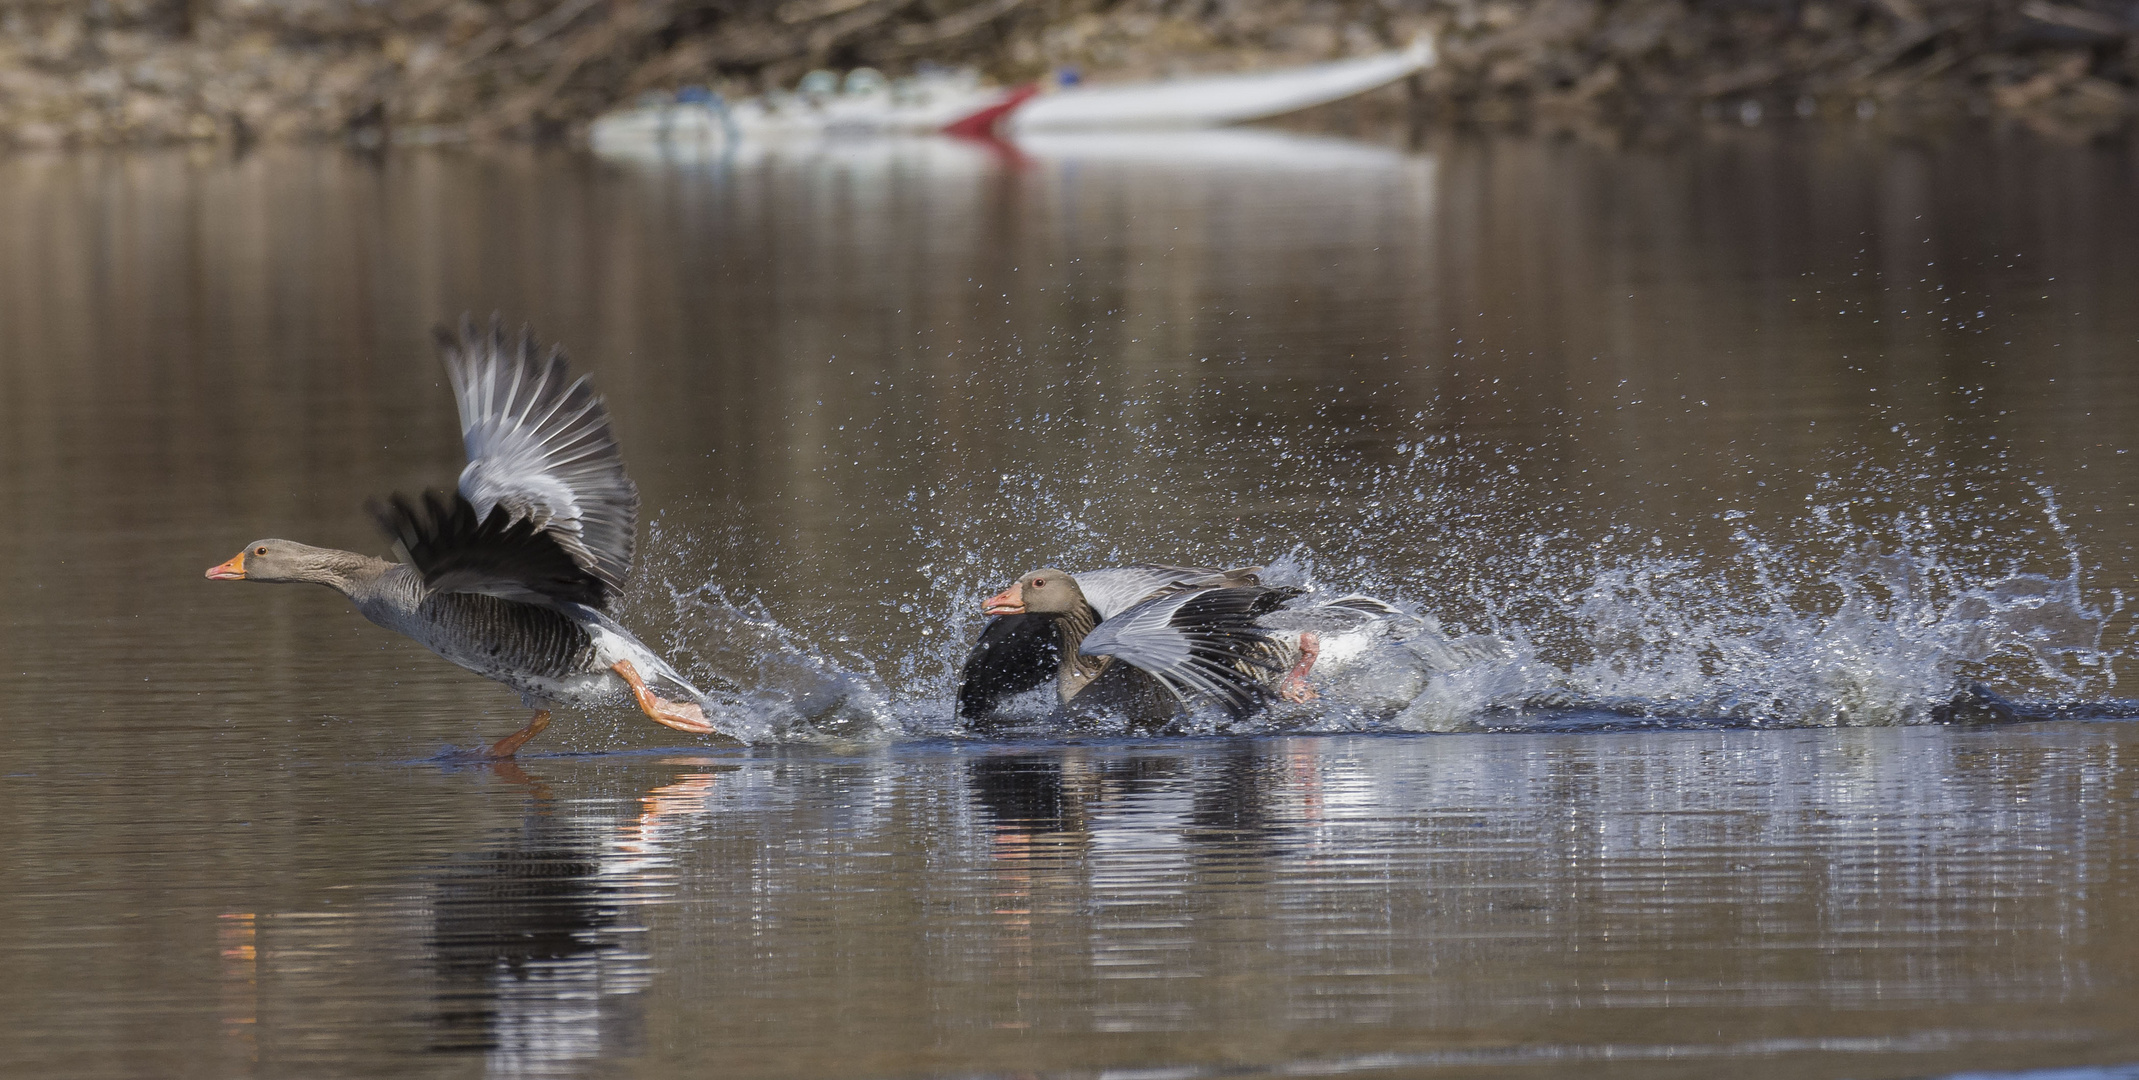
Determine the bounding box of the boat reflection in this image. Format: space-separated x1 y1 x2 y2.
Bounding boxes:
588 126 1429 180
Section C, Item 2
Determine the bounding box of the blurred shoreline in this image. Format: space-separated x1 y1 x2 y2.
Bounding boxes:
0 0 2132 149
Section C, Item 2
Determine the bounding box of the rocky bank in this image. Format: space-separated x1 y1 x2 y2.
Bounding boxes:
1 0 2134 147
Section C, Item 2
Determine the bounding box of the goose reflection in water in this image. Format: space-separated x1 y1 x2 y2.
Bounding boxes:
964 744 1331 1032
968 745 1322 858
424 761 733 1071
967 745 1324 921
1183 742 1315 861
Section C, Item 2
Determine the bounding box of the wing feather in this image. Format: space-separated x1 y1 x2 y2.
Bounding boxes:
437 315 639 594
1073 564 1262 620
368 490 610 608
955 614 1062 719
1075 586 1297 718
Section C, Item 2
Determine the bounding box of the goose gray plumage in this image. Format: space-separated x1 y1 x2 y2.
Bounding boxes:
958 565 1302 727
206 317 717 757
959 566 1477 726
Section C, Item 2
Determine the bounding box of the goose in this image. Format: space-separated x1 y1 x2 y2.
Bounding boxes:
956 565 1307 727
958 566 1470 726
206 318 719 757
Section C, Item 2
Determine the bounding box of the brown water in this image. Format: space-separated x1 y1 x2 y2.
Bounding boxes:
4 126 2139 1078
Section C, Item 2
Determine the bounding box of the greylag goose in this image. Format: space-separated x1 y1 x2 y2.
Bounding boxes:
206 318 718 757
958 565 1305 726
959 567 1465 726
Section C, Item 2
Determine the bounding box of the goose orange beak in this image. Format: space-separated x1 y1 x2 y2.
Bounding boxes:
982 584 1025 616
206 552 247 580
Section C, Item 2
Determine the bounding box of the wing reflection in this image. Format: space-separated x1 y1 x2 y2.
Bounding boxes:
1185 740 1309 858
204 759 747 1073
966 753 1086 835
425 805 653 1064
423 759 736 1069
967 744 1318 870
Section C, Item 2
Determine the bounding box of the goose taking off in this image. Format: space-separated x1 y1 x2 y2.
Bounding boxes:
206 317 717 757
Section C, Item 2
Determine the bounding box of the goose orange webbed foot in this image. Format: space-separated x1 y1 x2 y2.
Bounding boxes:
484 709 551 758
1278 631 1322 704
484 759 546 790
612 660 717 735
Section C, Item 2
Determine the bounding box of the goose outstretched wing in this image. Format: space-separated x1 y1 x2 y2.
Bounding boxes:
445 317 638 592
370 318 639 609
369 489 610 608
1076 586 1296 717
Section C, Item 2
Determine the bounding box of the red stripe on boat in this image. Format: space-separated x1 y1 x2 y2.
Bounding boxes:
941 83 1041 138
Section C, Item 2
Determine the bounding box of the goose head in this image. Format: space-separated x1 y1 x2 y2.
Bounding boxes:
982 568 1087 617
206 539 358 586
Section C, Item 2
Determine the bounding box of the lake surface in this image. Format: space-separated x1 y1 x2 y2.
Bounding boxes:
3 124 2139 1078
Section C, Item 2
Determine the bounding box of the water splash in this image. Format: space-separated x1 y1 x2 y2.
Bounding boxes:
662 579 898 742
632 518 898 744
1450 511 2122 731
635 460 2128 741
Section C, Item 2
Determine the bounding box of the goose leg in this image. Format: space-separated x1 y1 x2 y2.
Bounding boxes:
1279 632 1321 704
487 710 551 758
611 660 717 735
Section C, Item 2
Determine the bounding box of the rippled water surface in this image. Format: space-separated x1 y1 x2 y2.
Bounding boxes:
5 127 2139 1078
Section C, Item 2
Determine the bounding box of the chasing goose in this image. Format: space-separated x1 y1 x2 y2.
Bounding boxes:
957 565 1464 727
206 317 719 757
956 565 1304 727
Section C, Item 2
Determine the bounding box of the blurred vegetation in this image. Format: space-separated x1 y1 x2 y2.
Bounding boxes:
0 0 2132 145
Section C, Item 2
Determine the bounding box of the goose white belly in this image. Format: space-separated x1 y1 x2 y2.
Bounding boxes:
1267 626 1431 716
401 621 618 709
361 590 699 712
497 619 703 710
486 666 628 710
1258 598 1437 717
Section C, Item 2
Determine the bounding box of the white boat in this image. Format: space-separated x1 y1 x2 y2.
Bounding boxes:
588 39 1435 154
1009 38 1435 132
589 68 1032 153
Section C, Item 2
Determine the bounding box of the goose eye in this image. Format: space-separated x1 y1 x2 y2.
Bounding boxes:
254 546 268 556
1031 578 1046 588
